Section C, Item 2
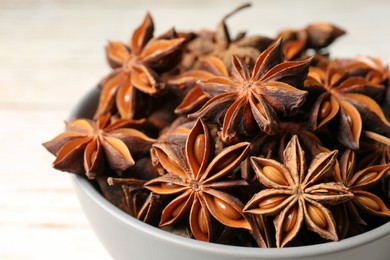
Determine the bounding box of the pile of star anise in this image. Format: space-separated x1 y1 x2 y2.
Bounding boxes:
43 4 390 248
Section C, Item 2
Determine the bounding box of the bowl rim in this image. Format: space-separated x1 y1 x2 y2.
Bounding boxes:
73 174 390 258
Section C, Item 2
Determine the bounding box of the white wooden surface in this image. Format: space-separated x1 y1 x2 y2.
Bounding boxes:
1 0 390 259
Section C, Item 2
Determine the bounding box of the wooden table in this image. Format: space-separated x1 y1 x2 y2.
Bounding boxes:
1 0 389 258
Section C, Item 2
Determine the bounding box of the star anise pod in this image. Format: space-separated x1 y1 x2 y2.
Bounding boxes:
43 114 155 179
336 56 389 86
278 22 345 62
171 56 229 114
335 56 390 104
189 40 310 144
94 13 185 119
145 119 251 242
358 131 390 198
210 3 272 68
257 121 324 160
240 121 326 182
244 135 353 247
150 117 193 175
304 63 390 149
357 131 390 169
95 176 137 215
105 176 167 226
183 3 273 70
332 149 390 239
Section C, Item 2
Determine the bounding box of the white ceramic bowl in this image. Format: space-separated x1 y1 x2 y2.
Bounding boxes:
71 89 390 260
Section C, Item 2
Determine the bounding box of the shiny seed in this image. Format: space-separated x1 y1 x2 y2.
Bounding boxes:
213 197 241 220
263 166 288 186
198 208 208 234
91 150 97 160
319 101 331 119
160 182 181 190
307 204 327 228
356 195 380 211
312 189 329 194
310 189 338 196
283 208 298 232
259 195 287 209
194 134 205 165
345 114 353 128
355 172 378 185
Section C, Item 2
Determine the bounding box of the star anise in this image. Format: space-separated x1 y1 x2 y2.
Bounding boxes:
357 131 390 169
145 119 251 242
358 131 390 198
335 56 390 104
336 57 389 86
150 117 193 176
104 175 167 226
209 3 272 68
304 63 390 149
240 120 326 182
189 39 310 144
279 22 345 61
43 114 155 179
257 121 325 160
332 149 390 239
244 135 353 247
183 3 273 70
171 56 229 115
94 13 185 119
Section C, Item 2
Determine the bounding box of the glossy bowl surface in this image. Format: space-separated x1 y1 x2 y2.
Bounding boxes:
72 88 390 260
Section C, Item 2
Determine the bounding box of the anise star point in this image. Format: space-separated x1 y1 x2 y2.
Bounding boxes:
244 135 353 247
145 119 252 241
189 39 311 144
94 13 185 119
43 114 156 179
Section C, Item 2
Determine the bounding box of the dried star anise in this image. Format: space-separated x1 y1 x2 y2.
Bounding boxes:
240 120 326 182
104 176 167 226
255 121 325 160
145 119 251 241
43 114 155 179
332 149 390 239
43 9 390 249
340 57 389 82
357 131 390 169
304 63 390 149
358 131 390 198
171 56 229 115
189 39 310 143
183 3 273 70
150 117 193 176
244 135 353 247
278 22 345 61
94 13 185 119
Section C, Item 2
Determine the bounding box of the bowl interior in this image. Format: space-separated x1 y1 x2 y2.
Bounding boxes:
71 88 390 259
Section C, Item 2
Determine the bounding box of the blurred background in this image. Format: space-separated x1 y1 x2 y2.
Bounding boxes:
1 0 389 258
